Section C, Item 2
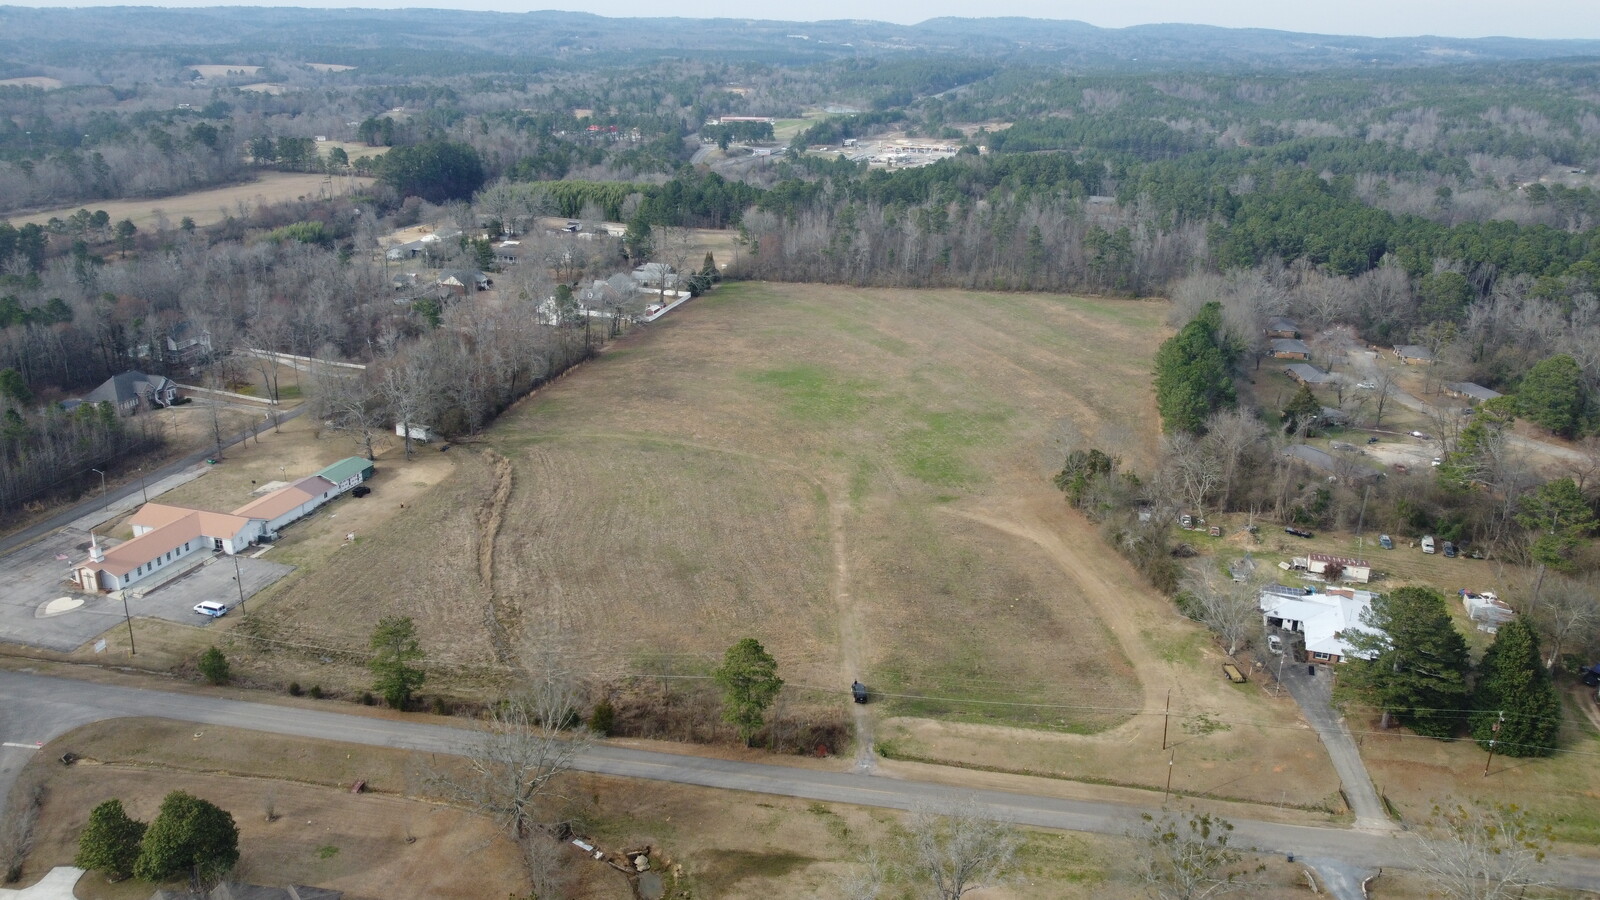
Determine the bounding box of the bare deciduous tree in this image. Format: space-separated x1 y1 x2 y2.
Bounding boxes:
431 660 594 841
905 798 1022 900
1409 802 1550 900
1182 568 1261 657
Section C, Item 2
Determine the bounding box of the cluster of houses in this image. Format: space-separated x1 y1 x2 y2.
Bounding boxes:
71 457 374 595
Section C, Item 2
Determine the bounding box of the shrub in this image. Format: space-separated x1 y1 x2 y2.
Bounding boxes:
307 685 324 699
589 698 616 736
287 682 302 697
197 648 230 686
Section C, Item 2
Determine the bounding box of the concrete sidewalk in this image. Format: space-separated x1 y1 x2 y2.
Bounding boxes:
0 868 83 899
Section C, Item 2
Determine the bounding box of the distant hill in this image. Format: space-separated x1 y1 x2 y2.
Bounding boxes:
0 7 1597 71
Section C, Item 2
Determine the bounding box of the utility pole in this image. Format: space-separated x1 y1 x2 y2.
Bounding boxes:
1483 711 1504 777
121 592 136 656
1163 749 1175 804
1161 688 1171 750
232 550 248 616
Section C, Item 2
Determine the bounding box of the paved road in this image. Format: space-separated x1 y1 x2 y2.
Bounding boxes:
5 670 1600 895
1274 648 1394 833
0 404 306 558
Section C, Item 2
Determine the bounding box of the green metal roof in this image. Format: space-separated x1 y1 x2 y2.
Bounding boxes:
318 457 374 484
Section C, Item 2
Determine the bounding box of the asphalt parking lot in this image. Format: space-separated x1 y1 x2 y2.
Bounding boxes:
0 528 291 652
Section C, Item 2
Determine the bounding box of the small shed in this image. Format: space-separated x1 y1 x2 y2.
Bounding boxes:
319 457 376 493
1307 553 1372 583
1461 591 1516 632
1270 338 1311 360
395 423 436 443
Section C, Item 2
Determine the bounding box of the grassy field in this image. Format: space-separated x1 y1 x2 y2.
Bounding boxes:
218 281 1340 808
7 172 375 229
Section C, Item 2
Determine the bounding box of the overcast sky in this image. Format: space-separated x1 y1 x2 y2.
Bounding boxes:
10 0 1599 40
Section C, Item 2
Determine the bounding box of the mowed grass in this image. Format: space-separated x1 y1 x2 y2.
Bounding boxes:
260 282 1166 728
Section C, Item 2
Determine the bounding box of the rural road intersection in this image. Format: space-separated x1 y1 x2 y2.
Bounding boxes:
6 669 1600 897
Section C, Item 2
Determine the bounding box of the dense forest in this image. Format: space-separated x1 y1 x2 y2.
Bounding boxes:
4 9 1600 562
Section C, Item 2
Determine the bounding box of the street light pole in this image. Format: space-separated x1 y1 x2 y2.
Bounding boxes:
1163 750 1175 803
91 468 106 495
138 468 149 504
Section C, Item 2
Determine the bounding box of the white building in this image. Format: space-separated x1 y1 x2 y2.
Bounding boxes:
1260 587 1379 664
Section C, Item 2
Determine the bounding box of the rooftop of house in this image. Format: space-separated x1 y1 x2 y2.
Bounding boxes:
1260 588 1379 660
1446 382 1504 401
1271 338 1311 354
84 371 176 406
1284 363 1333 383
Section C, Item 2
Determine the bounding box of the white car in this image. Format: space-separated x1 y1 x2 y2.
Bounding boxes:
1356 381 1376 390
193 601 229 618
1267 634 1284 655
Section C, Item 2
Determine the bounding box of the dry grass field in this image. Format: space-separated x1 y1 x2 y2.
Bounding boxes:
8 172 375 230
226 282 1339 807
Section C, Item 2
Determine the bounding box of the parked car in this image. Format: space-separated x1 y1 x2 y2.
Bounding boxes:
1356 381 1377 390
1267 634 1284 655
351 484 372 498
1366 436 1379 444
1378 534 1394 550
193 601 229 618
1421 535 1436 554
1443 541 1458 558
851 681 868 704
1284 527 1314 538
1432 457 1443 467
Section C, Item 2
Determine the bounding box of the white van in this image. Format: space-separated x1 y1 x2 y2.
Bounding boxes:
1421 535 1436 554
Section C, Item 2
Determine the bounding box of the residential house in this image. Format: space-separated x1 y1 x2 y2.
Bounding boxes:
1318 406 1350 426
1270 338 1311 360
1284 363 1334 385
437 269 490 295
632 262 677 289
1259 587 1379 663
1444 382 1503 405
1393 344 1435 365
318 457 375 492
79 371 179 415
1265 316 1301 339
493 241 529 266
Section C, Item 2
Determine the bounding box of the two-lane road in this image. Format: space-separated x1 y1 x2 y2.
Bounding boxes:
4 669 1600 894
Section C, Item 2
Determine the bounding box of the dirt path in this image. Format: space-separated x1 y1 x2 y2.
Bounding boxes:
477 449 519 667
946 492 1168 724
827 492 873 772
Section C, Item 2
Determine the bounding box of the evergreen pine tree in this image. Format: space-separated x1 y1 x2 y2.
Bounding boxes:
1471 617 1561 757
1343 587 1471 738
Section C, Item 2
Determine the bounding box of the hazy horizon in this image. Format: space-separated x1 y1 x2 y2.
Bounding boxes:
3 0 1597 41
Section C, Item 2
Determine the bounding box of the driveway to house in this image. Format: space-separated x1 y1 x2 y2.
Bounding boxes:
1341 344 1585 464
6 669 1600 897
1272 643 1393 834
0 405 306 558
